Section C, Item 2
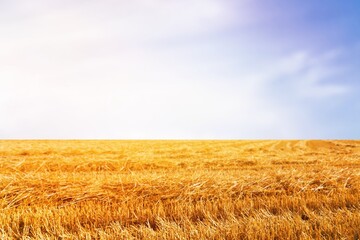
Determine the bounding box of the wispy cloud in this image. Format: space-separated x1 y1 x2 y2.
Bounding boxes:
267 50 349 98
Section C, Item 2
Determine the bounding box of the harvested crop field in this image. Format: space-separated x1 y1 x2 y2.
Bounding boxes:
0 140 360 239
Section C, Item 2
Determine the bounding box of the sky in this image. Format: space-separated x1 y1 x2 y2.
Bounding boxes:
1 0 359 139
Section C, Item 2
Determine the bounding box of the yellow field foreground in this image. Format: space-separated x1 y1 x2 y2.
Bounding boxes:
0 140 360 239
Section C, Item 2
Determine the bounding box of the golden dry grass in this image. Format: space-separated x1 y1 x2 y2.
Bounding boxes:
0 140 360 239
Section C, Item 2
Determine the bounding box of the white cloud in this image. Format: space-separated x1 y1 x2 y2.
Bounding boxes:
279 50 349 98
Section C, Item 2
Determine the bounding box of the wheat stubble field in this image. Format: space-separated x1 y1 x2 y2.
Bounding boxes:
0 140 360 239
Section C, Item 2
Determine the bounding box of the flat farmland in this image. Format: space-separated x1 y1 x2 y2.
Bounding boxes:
0 140 360 239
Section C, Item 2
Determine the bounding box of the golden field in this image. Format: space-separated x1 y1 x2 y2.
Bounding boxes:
0 140 360 239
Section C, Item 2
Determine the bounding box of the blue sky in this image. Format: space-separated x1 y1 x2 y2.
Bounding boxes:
0 0 359 139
